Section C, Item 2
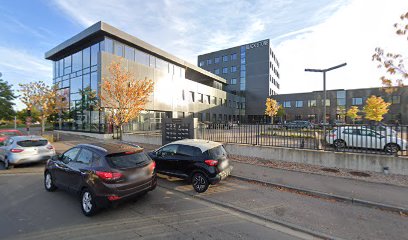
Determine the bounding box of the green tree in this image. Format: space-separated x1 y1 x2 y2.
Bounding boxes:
276 105 285 123
16 107 40 123
0 73 16 120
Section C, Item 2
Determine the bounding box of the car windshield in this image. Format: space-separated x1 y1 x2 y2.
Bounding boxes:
17 140 48 147
106 152 151 169
208 145 227 159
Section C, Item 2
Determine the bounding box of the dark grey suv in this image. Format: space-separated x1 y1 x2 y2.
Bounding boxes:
44 142 157 216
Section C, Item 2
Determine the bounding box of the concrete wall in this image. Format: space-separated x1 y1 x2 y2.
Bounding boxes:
123 133 162 146
224 143 408 175
55 130 113 140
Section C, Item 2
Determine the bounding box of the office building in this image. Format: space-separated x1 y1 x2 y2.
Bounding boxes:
198 40 280 122
45 22 243 134
273 87 408 124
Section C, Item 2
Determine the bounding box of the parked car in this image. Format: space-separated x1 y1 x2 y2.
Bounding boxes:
207 121 233 129
0 129 23 145
0 135 55 169
326 126 407 153
44 143 157 216
149 139 233 193
284 121 314 129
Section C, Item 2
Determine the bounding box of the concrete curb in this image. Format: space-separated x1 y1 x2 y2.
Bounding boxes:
231 174 408 215
158 184 343 240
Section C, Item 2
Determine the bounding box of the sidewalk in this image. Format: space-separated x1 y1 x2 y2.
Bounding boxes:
231 161 408 211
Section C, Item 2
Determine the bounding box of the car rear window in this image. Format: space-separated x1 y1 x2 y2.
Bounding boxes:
17 140 48 147
106 152 151 169
207 145 227 159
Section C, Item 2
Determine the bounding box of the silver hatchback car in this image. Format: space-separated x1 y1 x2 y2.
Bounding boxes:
0 135 56 169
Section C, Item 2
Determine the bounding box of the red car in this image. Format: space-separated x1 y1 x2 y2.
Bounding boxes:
0 130 24 144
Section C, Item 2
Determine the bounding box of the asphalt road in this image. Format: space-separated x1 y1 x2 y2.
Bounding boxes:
0 173 303 240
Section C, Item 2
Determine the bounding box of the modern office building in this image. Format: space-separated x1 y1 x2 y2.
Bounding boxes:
198 40 280 122
45 21 243 134
273 86 408 124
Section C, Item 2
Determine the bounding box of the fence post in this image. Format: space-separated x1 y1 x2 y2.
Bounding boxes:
256 123 260 145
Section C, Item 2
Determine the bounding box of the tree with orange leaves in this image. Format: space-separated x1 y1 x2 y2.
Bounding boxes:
100 61 154 140
265 98 279 124
372 10 408 92
19 81 63 135
363 95 391 122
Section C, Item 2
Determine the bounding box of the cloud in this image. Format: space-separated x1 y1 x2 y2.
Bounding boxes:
52 0 347 64
274 0 408 94
0 47 52 110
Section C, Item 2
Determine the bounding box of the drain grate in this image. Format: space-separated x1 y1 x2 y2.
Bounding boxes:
349 171 371 177
321 168 340 173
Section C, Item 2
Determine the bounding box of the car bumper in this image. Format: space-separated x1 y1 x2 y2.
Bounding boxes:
8 153 55 165
95 176 157 208
209 166 233 185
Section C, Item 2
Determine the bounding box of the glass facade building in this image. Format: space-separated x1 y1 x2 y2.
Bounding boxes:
46 22 242 134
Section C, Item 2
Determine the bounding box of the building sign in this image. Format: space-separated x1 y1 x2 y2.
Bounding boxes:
246 40 269 50
162 118 195 144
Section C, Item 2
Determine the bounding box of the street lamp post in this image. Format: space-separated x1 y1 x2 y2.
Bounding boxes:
305 63 347 127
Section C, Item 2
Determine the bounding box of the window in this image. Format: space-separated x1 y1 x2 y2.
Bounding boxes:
135 50 149 66
104 38 113 53
76 149 93 165
231 66 237 72
392 95 400 104
83 47 90 69
212 96 217 105
72 51 82 72
308 100 316 107
177 145 202 157
321 99 330 106
107 152 151 168
214 57 220 63
159 144 178 156
198 93 203 103
62 148 80 163
283 101 291 108
223 55 228 62
352 97 363 105
199 61 205 67
70 76 82 93
231 53 237 61
336 91 346 99
114 41 124 57
125 46 135 61
222 67 228 74
90 43 99 66
219 98 223 105
230 78 237 84
207 59 212 65
214 68 220 74
337 99 346 106
206 95 210 104
189 91 195 102
181 90 185 101
296 101 303 108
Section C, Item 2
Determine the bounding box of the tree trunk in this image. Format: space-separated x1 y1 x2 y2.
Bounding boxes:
270 116 274 124
119 124 123 141
41 117 45 136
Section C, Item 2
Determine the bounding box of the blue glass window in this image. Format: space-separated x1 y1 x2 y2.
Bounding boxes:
91 43 99 66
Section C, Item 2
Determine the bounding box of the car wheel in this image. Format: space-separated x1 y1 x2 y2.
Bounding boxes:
333 139 346 149
192 172 209 193
44 171 57 192
81 189 98 217
384 143 400 154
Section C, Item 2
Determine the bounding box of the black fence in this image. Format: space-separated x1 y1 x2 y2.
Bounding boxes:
197 123 408 156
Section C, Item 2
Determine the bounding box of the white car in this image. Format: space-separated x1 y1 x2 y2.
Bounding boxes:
326 126 407 153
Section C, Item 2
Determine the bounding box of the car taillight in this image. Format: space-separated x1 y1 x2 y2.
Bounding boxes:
107 195 121 201
10 149 24 153
150 161 156 172
47 145 54 150
95 171 123 181
205 159 218 166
